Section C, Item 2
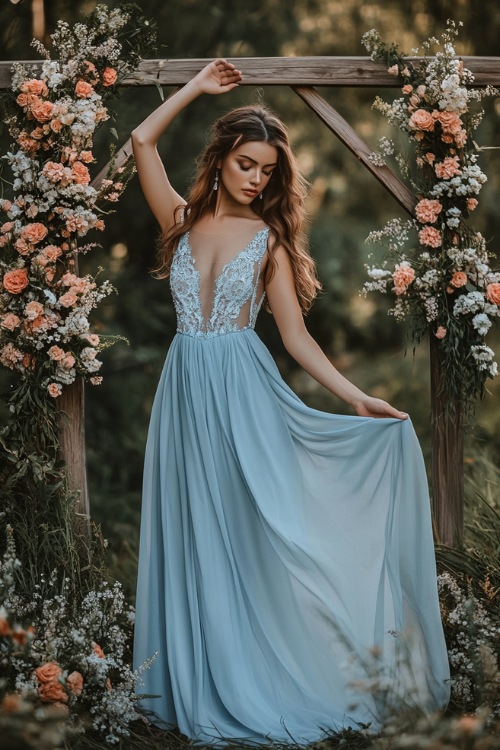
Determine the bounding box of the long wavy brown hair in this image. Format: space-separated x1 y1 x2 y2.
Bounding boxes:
154 104 321 313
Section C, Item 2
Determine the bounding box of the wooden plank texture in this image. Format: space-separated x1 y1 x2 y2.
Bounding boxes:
293 85 416 216
1 56 499 89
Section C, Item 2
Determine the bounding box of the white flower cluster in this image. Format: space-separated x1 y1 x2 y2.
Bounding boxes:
361 23 500 399
0 531 149 744
438 572 500 714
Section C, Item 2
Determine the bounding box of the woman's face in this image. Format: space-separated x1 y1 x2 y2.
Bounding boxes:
219 140 278 205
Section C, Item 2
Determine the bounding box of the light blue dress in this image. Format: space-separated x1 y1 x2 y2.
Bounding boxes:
133 226 450 745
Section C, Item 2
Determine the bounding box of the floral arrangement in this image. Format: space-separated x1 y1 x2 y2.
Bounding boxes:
0 4 156 403
438 571 500 716
0 527 156 744
362 22 500 408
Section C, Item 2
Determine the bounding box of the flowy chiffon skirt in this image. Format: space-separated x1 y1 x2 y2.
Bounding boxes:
134 328 450 745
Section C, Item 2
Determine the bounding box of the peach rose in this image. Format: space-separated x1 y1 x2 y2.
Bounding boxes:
1 313 21 331
21 79 48 97
387 64 399 76
486 283 500 305
102 67 118 87
81 333 100 346
66 671 84 696
418 226 442 248
50 119 63 133
43 245 63 262
38 680 68 703
35 662 63 684
75 80 94 98
393 262 415 295
30 100 54 123
466 198 478 211
90 376 103 385
435 326 447 339
3 268 29 294
1 222 14 234
24 301 44 320
79 150 94 163
59 291 78 308
45 267 56 283
15 238 32 256
47 382 62 398
450 271 467 288
434 110 463 134
42 161 68 183
25 204 39 219
21 222 48 245
402 84 413 94
93 643 105 659
16 92 39 108
48 345 65 361
61 353 76 369
415 198 442 224
424 152 436 165
71 161 90 185
0 343 24 369
1 693 22 713
408 109 435 132
435 156 462 180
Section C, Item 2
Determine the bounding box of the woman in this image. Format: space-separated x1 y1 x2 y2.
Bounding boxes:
131 59 449 745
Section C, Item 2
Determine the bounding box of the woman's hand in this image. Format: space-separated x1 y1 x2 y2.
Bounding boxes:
353 396 408 420
192 59 242 95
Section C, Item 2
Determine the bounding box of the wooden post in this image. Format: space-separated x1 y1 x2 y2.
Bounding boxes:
58 376 90 537
429 335 464 546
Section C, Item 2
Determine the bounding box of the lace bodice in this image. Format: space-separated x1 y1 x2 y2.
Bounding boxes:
170 227 270 338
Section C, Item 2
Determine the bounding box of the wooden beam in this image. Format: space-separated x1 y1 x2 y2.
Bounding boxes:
293 85 416 216
1 56 499 89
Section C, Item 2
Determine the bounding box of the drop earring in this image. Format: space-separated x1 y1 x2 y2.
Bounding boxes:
259 191 263 200
213 170 219 191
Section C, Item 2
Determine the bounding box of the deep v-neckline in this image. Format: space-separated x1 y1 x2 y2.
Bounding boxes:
185 227 269 286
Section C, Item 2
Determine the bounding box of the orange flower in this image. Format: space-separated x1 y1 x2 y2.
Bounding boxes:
75 80 94 98
393 262 415 295
30 100 54 123
48 345 65 361
21 222 48 245
15 237 32 256
450 271 467 288
71 161 91 185
486 282 500 305
35 662 63 684
415 198 442 224
16 92 39 108
1 313 21 331
1 693 22 713
435 156 462 180
50 119 63 133
3 268 29 294
418 226 442 248
59 291 78 308
47 382 62 398
467 198 478 211
38 680 68 703
21 79 48 97
0 616 11 636
408 109 435 132
66 671 84 696
102 67 118 87
79 150 94 163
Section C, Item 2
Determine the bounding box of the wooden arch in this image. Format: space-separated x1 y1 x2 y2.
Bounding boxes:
2 55 500 546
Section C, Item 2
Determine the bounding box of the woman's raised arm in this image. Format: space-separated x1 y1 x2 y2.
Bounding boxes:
265 246 408 420
131 59 241 233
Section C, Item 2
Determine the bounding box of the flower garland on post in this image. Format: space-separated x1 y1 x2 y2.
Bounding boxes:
0 5 160 744
361 22 499 546
0 5 156 505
